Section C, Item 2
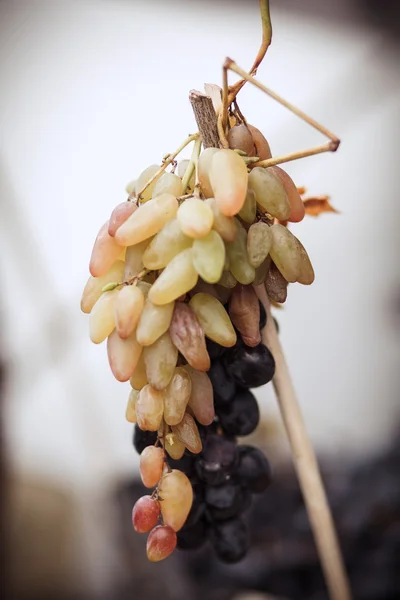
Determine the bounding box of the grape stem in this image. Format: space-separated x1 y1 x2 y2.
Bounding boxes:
254 285 352 600
135 132 200 201
181 136 202 193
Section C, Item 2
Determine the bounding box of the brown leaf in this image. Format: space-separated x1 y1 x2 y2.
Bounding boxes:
303 196 339 217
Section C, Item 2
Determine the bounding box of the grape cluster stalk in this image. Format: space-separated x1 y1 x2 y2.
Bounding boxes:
81 119 317 562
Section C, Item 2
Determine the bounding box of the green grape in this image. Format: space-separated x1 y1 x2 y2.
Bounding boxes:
89 289 117 343
198 147 219 198
295 238 315 285
217 269 237 289
114 285 144 339
136 298 175 346
165 433 186 460
129 352 148 390
238 188 256 223
81 260 125 314
226 220 255 285
124 238 153 280
136 384 164 431
269 223 301 283
204 198 237 242
177 198 214 239
135 164 163 202
159 469 194 530
248 167 290 220
143 332 178 391
192 230 225 284
189 293 236 347
247 222 272 268
115 194 178 247
152 172 183 198
148 248 198 305
142 219 192 270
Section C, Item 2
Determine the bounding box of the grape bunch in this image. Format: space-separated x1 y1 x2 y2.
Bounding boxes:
80 121 314 563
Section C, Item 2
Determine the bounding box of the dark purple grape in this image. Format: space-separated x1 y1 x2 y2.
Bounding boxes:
209 517 250 563
206 483 251 521
223 343 275 388
132 426 157 455
237 445 272 493
208 360 236 405
195 434 238 486
197 421 219 444
206 337 226 361
217 388 260 437
259 300 267 330
177 518 208 550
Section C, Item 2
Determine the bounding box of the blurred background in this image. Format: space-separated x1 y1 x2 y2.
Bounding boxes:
0 0 399 598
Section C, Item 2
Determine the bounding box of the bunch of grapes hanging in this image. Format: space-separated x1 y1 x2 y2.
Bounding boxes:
80 0 339 564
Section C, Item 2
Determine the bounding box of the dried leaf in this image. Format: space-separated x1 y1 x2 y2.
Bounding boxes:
303 196 339 217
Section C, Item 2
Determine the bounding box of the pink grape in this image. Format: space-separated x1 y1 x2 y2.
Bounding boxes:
132 495 160 533
108 202 137 236
146 525 177 562
89 221 125 278
140 446 165 488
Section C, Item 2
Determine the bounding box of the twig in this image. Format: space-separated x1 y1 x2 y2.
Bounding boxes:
255 284 352 600
189 90 221 149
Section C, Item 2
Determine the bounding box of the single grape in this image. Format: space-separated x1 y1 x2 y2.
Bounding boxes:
209 149 248 216
295 237 315 285
207 360 236 405
229 284 261 348
198 147 219 198
226 220 255 285
195 434 238 486
269 165 305 223
142 218 192 270
115 194 178 246
89 221 125 278
142 332 177 390
136 385 164 432
177 197 214 239
164 432 186 460
129 352 148 390
163 367 191 426
108 202 137 237
133 425 157 454
136 298 175 347
183 366 215 426
192 230 225 284
140 445 165 488
146 525 177 562
269 223 302 283
148 248 198 305
238 187 256 223
135 164 163 202
204 197 237 242
223 342 275 388
265 261 288 303
237 445 272 493
132 495 160 533
89 290 118 344
209 517 250 563
247 222 272 268
177 518 207 550
107 329 143 382
152 171 183 198
159 469 193 531
247 124 272 160
169 302 210 372
253 257 270 286
114 285 144 339
189 293 237 347
248 167 290 221
124 238 151 280
80 260 125 314
217 388 260 437
171 412 202 454
126 388 139 423
227 124 256 156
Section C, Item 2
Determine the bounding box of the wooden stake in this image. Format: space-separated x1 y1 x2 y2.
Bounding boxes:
255 284 352 600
